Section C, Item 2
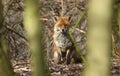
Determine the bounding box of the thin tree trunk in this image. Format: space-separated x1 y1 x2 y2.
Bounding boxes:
119 1 120 35
24 0 49 76
83 0 112 76
118 4 120 55
0 1 15 76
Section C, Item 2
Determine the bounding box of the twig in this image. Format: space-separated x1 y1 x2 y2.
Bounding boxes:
72 11 86 33
68 32 86 62
73 27 86 34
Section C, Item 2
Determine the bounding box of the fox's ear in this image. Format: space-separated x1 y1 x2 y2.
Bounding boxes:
65 16 69 20
65 16 71 21
53 16 59 23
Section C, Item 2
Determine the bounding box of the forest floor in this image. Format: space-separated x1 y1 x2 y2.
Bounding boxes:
13 57 120 76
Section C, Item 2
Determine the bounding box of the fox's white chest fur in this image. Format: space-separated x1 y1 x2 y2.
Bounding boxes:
53 26 72 52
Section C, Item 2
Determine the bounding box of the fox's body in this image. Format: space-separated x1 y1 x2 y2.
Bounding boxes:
53 17 81 64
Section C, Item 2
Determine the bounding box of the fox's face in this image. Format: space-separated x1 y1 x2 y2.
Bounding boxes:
54 17 70 33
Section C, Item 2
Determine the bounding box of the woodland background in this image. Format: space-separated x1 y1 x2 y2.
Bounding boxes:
0 0 120 76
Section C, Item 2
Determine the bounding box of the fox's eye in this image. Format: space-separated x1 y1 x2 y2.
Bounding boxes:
57 29 59 31
65 25 69 28
65 26 67 28
57 28 61 32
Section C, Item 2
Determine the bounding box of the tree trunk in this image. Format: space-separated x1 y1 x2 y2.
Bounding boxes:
83 0 112 76
118 3 120 72
24 0 49 76
118 1 120 34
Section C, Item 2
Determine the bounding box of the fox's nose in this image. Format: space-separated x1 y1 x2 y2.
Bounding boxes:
62 29 66 32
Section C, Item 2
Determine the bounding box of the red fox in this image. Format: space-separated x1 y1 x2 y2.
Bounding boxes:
53 17 82 64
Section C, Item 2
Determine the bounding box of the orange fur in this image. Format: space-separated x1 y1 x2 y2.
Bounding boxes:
54 17 70 29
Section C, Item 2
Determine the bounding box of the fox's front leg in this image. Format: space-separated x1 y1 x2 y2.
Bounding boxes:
66 49 71 64
53 51 61 64
53 46 62 64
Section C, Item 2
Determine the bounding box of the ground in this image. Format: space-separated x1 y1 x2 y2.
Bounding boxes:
13 58 120 76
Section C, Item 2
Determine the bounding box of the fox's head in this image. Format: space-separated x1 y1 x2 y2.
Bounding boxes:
54 17 70 33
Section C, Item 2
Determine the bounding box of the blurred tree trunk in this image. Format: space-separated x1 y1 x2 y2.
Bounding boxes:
119 3 120 52
83 0 112 76
118 1 120 34
0 1 15 76
24 0 49 76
